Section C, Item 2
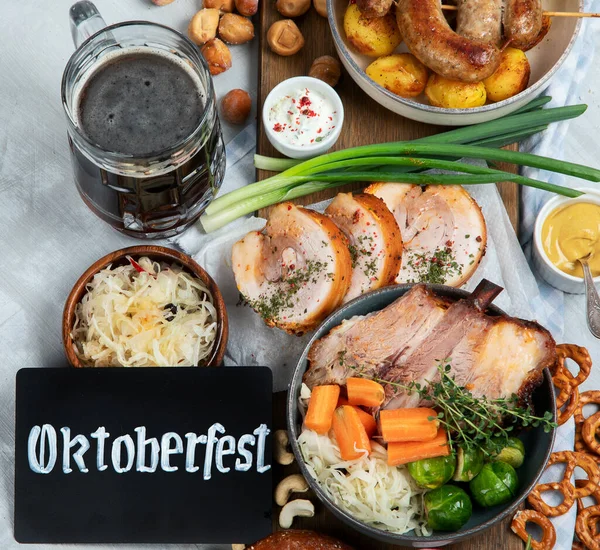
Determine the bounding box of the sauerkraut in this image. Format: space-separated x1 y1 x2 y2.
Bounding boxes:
71 256 217 367
297 384 429 536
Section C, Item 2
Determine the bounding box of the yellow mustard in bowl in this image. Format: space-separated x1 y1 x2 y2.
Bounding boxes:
541 202 600 278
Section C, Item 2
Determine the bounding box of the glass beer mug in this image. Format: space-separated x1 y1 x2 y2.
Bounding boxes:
61 1 226 238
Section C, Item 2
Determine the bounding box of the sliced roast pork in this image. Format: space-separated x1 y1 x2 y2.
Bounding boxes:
325 193 403 303
232 202 352 335
304 280 556 407
365 183 487 287
304 284 451 388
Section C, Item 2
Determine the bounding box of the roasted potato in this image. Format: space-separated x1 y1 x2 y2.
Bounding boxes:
365 53 428 97
482 47 531 103
343 4 402 57
425 74 486 109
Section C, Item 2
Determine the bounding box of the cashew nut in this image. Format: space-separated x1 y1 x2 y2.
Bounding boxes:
275 474 309 506
278 499 315 529
274 429 294 465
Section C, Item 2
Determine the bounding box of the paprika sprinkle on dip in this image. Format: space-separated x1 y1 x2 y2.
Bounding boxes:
268 87 338 147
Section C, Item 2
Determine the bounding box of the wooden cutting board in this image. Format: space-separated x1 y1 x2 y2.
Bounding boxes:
256 5 519 229
257 3 521 549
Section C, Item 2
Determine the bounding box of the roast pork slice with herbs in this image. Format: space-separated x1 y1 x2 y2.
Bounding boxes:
365 183 487 286
325 193 403 303
304 284 451 388
231 202 352 335
305 280 555 410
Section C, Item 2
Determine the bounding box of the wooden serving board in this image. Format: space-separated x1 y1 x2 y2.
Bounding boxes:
256 5 519 230
257 3 521 549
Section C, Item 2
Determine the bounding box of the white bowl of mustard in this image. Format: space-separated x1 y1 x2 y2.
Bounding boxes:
533 188 600 294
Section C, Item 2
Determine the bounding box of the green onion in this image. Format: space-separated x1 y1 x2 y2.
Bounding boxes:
200 172 508 233
511 95 553 115
207 139 593 217
201 102 591 233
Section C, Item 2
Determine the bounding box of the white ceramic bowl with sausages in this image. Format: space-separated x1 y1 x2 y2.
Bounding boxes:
328 0 582 126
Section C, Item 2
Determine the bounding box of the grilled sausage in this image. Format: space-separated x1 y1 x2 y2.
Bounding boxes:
356 0 393 18
456 0 503 45
504 0 543 50
396 0 501 82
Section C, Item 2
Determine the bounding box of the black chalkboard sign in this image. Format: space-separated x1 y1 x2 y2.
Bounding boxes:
14 367 272 544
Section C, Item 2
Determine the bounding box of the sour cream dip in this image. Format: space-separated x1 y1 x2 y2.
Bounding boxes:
268 88 338 147
263 76 344 159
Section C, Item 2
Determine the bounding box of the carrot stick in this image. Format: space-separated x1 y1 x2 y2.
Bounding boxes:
332 405 372 460
379 407 439 443
355 407 378 438
337 396 350 407
387 428 450 466
346 377 385 407
337 396 377 438
305 385 340 435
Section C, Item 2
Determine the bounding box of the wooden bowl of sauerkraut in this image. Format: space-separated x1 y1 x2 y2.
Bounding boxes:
62 246 228 368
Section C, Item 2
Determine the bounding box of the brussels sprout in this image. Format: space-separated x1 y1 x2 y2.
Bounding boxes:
453 446 484 482
496 437 525 468
469 461 519 507
424 485 473 531
408 455 457 489
485 436 525 468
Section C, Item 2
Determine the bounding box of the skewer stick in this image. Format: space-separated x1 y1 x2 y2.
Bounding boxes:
440 5 600 17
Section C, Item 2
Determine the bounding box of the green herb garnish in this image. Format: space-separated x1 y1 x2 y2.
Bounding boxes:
364 363 556 456
406 248 463 285
245 260 328 322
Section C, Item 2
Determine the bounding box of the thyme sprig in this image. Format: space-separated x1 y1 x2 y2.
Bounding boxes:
368 363 556 456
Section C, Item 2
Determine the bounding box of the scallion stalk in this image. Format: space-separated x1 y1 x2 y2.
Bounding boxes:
200 172 509 233
208 137 594 217
201 101 591 233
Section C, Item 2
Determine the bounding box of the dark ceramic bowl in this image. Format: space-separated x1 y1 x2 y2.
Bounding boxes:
287 284 556 547
63 245 228 368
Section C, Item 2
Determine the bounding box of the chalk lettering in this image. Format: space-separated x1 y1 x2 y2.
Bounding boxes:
184 432 207 473
135 427 159 473
60 427 90 474
28 424 57 474
235 434 255 472
216 435 236 474
90 427 109 472
204 423 225 480
111 435 135 473
254 424 271 474
161 432 183 472
27 424 271 476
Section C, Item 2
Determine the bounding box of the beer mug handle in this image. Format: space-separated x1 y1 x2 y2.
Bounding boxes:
69 1 107 48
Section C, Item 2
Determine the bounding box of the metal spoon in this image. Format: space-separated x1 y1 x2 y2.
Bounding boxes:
578 253 600 338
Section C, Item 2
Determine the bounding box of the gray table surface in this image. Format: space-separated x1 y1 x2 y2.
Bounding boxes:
0 1 599 549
